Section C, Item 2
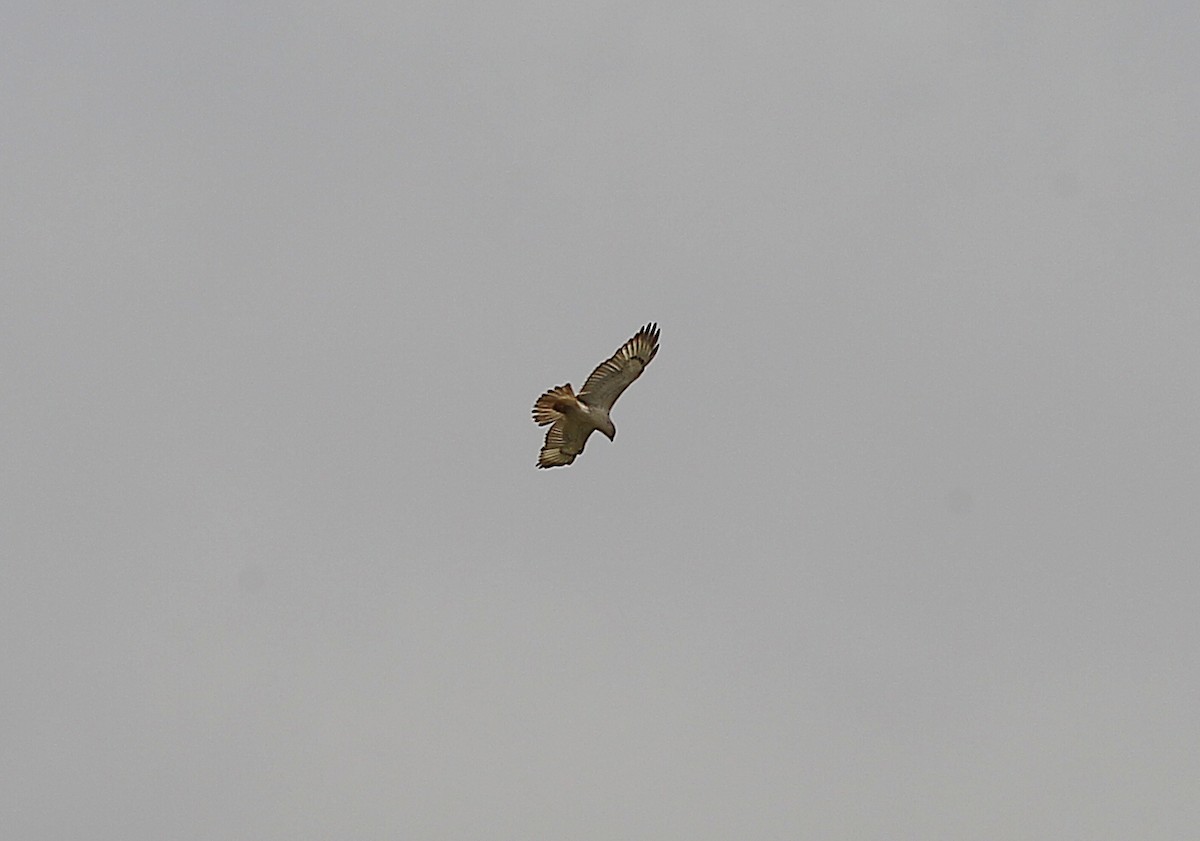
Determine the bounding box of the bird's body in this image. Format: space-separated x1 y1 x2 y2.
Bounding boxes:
532 323 659 468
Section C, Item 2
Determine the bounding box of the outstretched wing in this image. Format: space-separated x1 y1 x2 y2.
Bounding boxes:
578 323 660 411
538 417 594 468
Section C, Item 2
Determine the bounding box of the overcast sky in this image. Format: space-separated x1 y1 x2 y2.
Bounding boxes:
4 2 1198 839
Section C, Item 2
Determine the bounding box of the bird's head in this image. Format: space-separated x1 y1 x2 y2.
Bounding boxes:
601 419 616 441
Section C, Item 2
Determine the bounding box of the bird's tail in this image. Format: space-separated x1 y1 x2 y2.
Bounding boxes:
532 383 576 426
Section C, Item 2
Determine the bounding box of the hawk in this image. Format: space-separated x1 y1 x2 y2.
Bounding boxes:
532 323 660 468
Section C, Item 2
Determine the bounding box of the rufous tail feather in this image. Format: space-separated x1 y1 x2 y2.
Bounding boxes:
532 383 576 426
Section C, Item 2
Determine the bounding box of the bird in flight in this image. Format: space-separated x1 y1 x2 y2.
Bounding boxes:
532 323 660 468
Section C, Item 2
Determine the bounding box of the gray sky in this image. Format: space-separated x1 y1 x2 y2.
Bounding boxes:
4 2 1198 838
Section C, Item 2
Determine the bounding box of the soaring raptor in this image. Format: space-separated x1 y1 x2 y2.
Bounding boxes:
532 323 660 468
